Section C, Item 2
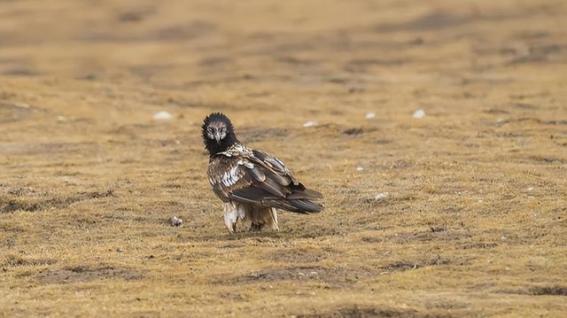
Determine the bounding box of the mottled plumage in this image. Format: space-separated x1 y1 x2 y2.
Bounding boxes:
202 113 323 233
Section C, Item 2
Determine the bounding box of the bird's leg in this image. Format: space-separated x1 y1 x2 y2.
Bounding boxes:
224 215 237 234
269 208 279 231
223 202 239 234
249 222 265 232
247 208 261 232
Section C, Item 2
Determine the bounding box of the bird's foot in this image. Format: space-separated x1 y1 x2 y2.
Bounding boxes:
249 222 265 232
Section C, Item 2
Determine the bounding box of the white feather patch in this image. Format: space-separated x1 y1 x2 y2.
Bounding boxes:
222 165 240 187
224 210 238 230
223 202 247 232
238 159 254 169
221 160 254 187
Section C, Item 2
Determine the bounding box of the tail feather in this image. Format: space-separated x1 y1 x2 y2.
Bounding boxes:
289 199 324 213
287 188 323 200
283 187 324 213
266 198 324 214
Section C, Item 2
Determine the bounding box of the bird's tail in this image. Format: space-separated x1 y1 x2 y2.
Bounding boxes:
266 198 324 213
288 187 324 213
256 184 324 213
289 199 324 213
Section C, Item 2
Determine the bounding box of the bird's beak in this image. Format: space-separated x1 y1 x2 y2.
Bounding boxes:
214 131 222 144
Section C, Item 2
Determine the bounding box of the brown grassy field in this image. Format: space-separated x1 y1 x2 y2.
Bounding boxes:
1 0 567 317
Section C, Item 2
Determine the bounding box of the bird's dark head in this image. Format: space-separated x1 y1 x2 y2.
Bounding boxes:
202 113 238 155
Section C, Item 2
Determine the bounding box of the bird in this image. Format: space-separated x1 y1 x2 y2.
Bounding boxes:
201 112 324 233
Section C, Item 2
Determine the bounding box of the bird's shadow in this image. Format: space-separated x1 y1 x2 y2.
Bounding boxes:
180 229 290 243
222 230 287 241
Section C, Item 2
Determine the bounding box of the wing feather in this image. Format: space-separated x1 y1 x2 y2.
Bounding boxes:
248 165 267 182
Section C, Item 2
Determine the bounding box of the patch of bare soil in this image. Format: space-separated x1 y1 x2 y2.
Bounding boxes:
0 103 41 123
224 255 465 288
265 246 331 263
380 256 460 273
225 265 364 287
529 286 567 296
500 286 567 297
37 265 143 284
295 306 431 318
1 189 114 213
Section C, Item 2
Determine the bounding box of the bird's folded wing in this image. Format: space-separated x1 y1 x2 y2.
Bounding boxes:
208 151 322 206
251 150 323 200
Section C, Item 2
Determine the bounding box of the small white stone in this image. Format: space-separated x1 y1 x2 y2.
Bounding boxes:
527 187 534 191
365 112 375 119
375 192 389 200
412 109 425 119
478 199 483 203
303 121 317 127
153 111 172 120
169 216 183 227
356 166 364 171
57 115 66 122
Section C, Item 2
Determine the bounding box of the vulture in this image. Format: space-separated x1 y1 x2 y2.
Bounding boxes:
201 113 323 233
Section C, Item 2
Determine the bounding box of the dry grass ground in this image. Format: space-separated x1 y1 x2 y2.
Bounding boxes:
1 0 567 317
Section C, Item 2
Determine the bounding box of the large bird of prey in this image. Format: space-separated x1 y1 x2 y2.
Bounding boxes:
201 113 324 233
